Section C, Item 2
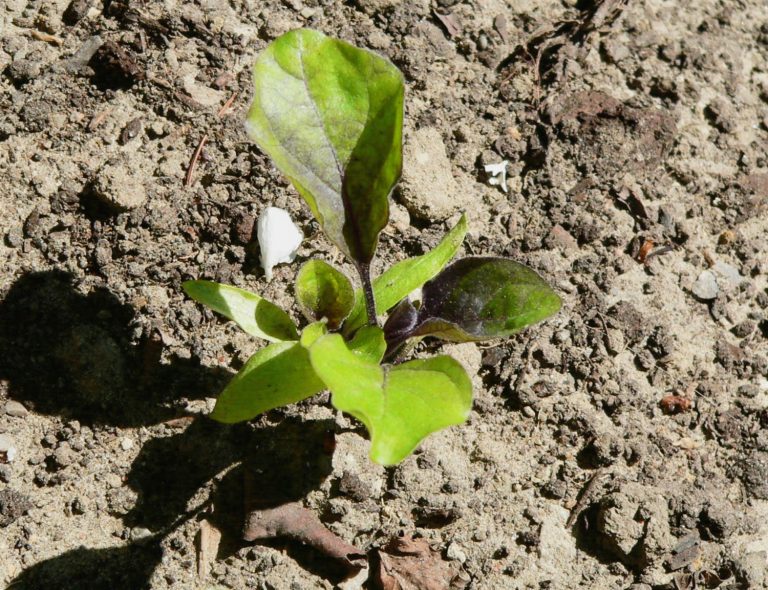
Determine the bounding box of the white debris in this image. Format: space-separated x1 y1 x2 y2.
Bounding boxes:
257 206 303 281
484 160 509 193
692 270 719 300
0 434 18 463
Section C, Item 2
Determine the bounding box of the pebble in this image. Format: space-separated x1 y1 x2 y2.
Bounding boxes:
130 527 153 542
93 161 148 211
712 261 742 288
0 434 18 463
120 438 134 451
0 464 11 482
4 400 28 417
5 227 22 247
105 473 123 488
446 542 467 563
692 270 718 300
53 444 75 469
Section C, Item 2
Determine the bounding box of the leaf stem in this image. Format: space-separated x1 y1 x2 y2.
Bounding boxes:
356 262 378 327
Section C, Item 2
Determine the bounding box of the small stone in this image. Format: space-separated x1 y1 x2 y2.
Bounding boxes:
4 400 29 417
71 497 86 515
712 261 742 289
0 464 12 483
545 224 579 251
740 451 768 499
0 489 32 527
399 127 462 222
93 161 148 211
0 434 18 463
5 227 23 247
120 438 135 451
105 473 123 488
692 270 718 300
732 320 755 338
130 527 153 542
446 542 467 563
53 443 75 469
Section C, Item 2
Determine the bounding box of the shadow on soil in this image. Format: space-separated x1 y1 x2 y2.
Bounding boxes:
2 271 338 589
0 269 231 426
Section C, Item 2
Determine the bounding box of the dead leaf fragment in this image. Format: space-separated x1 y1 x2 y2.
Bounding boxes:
433 10 461 38
374 535 468 590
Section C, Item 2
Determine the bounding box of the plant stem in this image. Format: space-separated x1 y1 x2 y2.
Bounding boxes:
356 262 378 327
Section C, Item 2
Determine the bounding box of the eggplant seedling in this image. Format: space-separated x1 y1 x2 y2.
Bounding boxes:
183 29 561 465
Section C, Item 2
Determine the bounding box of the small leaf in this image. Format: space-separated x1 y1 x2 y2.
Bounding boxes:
295 260 355 329
183 280 298 342
309 334 472 465
347 325 386 363
300 320 328 348
398 257 561 345
246 29 404 264
210 342 324 423
344 214 467 335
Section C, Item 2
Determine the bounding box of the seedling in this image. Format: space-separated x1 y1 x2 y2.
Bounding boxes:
183 29 561 465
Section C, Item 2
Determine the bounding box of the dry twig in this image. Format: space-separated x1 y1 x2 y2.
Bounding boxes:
184 134 208 188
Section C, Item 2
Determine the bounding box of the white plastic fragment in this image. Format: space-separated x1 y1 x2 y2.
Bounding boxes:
257 206 303 281
484 160 509 193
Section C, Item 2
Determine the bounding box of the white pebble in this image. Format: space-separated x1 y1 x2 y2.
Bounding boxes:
692 270 719 300
4 400 28 417
120 438 135 451
446 542 467 563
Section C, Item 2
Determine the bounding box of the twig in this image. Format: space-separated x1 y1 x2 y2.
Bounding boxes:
88 109 111 131
184 134 208 188
217 92 238 117
566 469 608 528
29 30 63 46
244 501 367 573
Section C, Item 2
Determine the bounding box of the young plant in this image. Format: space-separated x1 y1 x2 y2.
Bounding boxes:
183 29 561 465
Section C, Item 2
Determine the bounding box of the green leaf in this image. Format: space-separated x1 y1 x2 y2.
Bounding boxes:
210 342 324 423
405 257 561 344
344 214 468 335
246 29 404 264
295 260 355 329
300 320 329 348
309 334 472 465
183 280 298 342
347 325 386 363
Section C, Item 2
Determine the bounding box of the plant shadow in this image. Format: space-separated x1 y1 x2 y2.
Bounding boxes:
1 271 339 587
0 269 230 426
7 541 163 590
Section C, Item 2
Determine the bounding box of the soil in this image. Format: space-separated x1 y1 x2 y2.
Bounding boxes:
1 0 768 589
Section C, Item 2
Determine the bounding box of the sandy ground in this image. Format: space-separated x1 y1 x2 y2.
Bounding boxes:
1 0 768 588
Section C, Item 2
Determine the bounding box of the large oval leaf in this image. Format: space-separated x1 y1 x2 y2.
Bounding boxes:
386 257 561 347
308 334 472 465
183 280 298 342
246 29 404 264
210 342 324 423
343 214 467 335
295 260 355 329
